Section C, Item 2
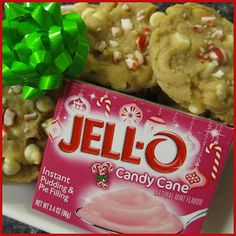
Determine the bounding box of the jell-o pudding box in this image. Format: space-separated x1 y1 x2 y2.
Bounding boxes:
32 80 233 234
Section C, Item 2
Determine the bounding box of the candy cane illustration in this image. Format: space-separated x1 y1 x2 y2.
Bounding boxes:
96 95 111 117
92 162 114 189
205 141 222 180
102 162 115 173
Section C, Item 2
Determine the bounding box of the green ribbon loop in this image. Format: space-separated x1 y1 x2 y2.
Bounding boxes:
3 2 89 99
96 174 108 182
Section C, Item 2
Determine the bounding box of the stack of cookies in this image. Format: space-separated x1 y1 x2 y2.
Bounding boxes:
3 2 233 183
63 2 233 125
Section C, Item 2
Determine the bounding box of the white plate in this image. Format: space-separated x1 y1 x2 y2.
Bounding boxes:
3 149 233 234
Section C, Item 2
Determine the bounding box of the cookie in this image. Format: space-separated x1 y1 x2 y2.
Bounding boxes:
2 86 57 183
150 3 233 125
62 3 158 93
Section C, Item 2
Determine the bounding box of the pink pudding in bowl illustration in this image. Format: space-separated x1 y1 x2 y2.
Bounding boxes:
77 188 183 234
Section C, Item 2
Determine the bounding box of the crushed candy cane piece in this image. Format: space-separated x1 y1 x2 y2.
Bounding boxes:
2 126 8 138
209 51 218 60
24 112 38 121
197 52 209 60
144 27 152 35
211 29 224 39
126 54 134 59
134 51 144 65
113 51 122 64
4 108 16 126
211 47 226 63
136 35 148 52
192 25 203 33
125 58 139 71
201 16 216 26
207 44 215 50
136 10 145 21
121 19 133 32
212 69 224 78
109 40 119 48
122 4 130 11
94 41 107 52
208 40 213 45
111 26 122 38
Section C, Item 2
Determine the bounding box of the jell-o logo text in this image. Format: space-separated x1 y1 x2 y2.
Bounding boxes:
58 115 187 174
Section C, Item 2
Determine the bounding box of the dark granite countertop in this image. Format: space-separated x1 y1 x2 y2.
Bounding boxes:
3 2 233 234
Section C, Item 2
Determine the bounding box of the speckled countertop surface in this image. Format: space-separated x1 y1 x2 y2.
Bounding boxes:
3 2 233 234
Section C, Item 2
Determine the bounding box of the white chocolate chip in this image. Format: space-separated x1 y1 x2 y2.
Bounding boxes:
199 47 205 53
172 32 190 48
199 60 219 79
109 40 119 48
134 51 144 65
188 105 199 114
125 58 139 71
81 7 96 19
121 19 133 32
93 11 105 20
216 84 226 100
113 51 122 64
212 69 224 78
150 12 165 27
136 10 145 21
111 26 122 38
9 85 22 95
94 41 107 52
97 27 102 32
24 112 38 121
36 96 54 113
4 108 16 126
3 159 21 176
2 97 6 105
41 118 53 135
122 4 130 11
24 144 43 165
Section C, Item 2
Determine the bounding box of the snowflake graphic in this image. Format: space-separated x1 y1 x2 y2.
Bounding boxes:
90 93 96 100
119 103 143 126
185 172 201 185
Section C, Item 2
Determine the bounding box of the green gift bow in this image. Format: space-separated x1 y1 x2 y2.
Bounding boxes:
3 2 89 99
96 174 108 182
